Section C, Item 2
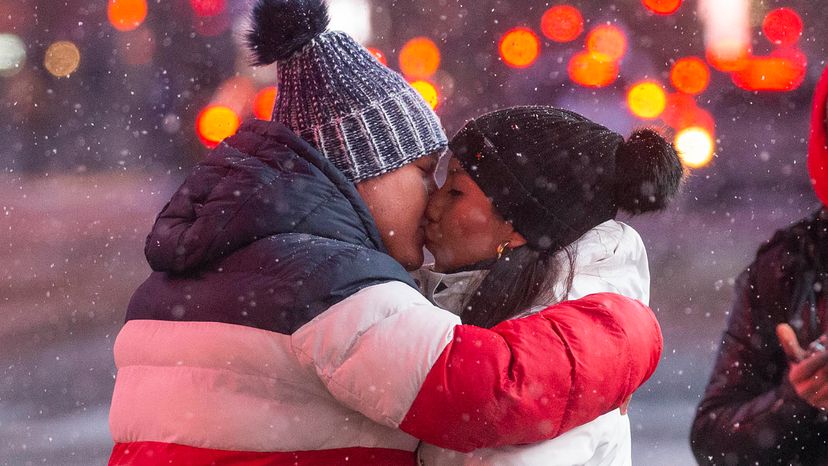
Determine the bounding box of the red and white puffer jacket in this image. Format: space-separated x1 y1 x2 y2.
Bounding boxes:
108 122 662 465
416 220 653 465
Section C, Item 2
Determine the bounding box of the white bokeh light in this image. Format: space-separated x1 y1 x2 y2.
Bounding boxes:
327 0 373 44
0 34 27 77
675 126 715 169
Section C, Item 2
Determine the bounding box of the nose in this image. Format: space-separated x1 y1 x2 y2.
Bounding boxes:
425 185 446 224
424 172 437 197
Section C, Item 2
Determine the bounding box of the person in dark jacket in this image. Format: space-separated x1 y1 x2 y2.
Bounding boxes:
691 64 828 465
107 1 663 464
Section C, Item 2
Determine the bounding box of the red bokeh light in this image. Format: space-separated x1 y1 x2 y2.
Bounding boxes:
399 37 440 79
762 8 803 46
642 0 682 15
499 27 541 68
541 5 584 43
586 24 627 61
190 0 226 17
670 57 710 95
366 47 388 66
253 87 278 121
731 56 807 92
568 51 619 88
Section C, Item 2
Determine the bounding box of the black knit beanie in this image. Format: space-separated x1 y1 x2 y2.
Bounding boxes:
450 106 684 251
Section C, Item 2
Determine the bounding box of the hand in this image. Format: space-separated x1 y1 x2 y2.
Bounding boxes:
777 323 828 409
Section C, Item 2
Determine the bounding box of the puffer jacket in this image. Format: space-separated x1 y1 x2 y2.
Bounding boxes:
108 120 663 465
691 64 828 466
417 220 652 465
690 208 828 465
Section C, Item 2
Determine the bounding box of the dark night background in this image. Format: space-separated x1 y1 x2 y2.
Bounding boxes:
1 0 827 464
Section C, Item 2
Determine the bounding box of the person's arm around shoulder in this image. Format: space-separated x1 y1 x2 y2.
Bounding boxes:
292 282 662 452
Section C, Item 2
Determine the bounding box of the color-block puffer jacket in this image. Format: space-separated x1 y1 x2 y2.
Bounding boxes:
108 120 663 465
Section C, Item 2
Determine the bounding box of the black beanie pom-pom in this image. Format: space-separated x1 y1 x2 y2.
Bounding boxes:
614 128 685 215
246 0 330 66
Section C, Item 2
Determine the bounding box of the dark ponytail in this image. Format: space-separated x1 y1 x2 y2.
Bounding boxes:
461 246 576 329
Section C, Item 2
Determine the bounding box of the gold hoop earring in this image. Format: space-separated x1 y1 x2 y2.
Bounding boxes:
496 240 511 260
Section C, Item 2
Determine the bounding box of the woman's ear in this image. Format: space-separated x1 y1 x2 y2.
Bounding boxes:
507 228 528 248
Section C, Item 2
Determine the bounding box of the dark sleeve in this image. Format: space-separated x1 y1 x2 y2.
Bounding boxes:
690 267 825 465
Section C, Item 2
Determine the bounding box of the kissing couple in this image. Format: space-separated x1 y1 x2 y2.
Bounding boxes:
108 1 684 465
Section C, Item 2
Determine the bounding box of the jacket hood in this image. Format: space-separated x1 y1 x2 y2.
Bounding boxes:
559 219 650 305
145 120 385 273
808 65 828 205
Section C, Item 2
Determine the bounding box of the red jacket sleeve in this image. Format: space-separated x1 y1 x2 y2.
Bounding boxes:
398 292 662 452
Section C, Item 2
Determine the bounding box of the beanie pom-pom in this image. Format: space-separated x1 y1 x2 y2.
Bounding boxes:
615 128 684 214
246 0 330 66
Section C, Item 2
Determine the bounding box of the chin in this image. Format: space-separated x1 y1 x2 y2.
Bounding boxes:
400 252 425 271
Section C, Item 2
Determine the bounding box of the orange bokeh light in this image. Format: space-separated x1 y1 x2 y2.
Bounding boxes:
410 80 439 110
670 57 710 95
568 51 619 88
705 46 749 72
366 47 388 66
642 0 682 15
586 24 627 61
197 105 241 148
762 8 803 46
253 87 278 121
399 37 440 79
108 0 148 32
499 27 541 69
731 56 807 92
541 5 584 43
661 93 714 133
627 81 667 119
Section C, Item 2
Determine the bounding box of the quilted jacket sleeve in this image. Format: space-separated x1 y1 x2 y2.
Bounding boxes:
292 283 662 452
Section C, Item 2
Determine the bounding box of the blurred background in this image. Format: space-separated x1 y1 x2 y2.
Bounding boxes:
1 0 827 464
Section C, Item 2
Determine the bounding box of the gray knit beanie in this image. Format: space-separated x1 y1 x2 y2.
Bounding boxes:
246 0 448 183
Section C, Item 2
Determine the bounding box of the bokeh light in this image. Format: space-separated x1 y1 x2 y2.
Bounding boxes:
399 37 440 80
568 51 619 88
731 56 806 92
586 24 627 61
499 27 541 69
44 41 81 78
190 0 225 17
670 57 710 95
627 81 667 119
107 0 148 32
540 5 584 43
366 47 387 66
675 126 714 168
410 80 439 110
0 33 26 77
705 45 749 72
642 0 682 15
197 105 241 148
762 8 803 46
253 87 278 121
661 93 715 133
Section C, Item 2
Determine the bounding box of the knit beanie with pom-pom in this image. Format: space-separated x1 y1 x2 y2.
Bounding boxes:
449 106 685 251
246 0 447 183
